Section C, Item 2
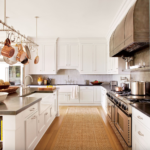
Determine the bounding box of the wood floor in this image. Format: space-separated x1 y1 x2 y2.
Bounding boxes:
35 106 123 150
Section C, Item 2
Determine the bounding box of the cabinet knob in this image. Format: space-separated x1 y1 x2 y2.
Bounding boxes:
31 116 36 119
45 113 48 115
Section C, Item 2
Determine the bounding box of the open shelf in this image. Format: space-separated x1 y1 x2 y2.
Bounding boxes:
123 67 150 72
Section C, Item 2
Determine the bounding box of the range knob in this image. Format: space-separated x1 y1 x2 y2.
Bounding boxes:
119 102 121 107
122 104 124 109
124 106 128 111
116 101 118 104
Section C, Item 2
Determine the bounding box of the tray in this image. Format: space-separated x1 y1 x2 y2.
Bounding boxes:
0 87 19 94
38 87 56 91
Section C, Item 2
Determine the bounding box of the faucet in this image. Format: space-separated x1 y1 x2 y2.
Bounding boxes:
24 75 33 88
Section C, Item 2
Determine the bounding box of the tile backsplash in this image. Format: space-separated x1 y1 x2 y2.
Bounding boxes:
31 69 113 85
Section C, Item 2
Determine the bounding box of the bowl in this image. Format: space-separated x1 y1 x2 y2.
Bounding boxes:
0 85 10 89
0 92 8 102
91 82 103 85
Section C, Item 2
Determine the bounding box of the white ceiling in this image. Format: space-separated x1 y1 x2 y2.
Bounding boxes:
0 0 125 38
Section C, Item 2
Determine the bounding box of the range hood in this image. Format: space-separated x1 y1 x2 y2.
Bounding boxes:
110 0 149 57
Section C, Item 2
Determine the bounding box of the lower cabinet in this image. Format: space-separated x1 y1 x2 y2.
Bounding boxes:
58 92 79 104
132 107 150 150
58 86 107 105
94 87 101 103
25 112 38 150
80 87 94 103
101 87 107 114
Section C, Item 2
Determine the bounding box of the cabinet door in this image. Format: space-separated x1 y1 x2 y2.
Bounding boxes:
80 87 93 103
57 44 68 68
94 87 101 103
58 93 68 103
94 44 106 73
25 112 38 150
113 58 118 74
68 93 79 103
44 107 52 124
80 44 93 73
43 45 56 74
38 112 45 133
69 44 79 68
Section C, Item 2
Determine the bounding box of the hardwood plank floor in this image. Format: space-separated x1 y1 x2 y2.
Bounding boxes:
35 106 123 150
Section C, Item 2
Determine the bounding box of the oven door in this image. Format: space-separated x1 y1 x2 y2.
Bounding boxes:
107 97 115 122
115 106 131 146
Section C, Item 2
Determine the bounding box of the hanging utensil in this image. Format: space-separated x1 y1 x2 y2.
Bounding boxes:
1 33 15 58
34 48 39 64
24 45 31 59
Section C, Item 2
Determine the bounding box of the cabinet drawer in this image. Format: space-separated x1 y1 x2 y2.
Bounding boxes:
80 86 93 90
132 107 150 130
24 103 38 118
44 106 52 124
133 116 150 149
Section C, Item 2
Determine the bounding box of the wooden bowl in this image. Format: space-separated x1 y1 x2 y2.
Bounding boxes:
0 85 10 89
91 82 103 85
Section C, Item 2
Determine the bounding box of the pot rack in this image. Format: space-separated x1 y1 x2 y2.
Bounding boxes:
0 20 38 47
0 0 38 47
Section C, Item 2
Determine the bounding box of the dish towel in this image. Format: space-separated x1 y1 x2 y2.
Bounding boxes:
71 86 78 99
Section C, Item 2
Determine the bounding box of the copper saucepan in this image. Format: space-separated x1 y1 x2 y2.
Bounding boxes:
115 86 123 92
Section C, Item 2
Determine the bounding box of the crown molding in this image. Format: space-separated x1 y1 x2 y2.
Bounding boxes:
105 0 137 42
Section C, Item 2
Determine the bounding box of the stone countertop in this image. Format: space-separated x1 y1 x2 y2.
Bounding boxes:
28 84 112 92
131 103 150 118
0 87 58 115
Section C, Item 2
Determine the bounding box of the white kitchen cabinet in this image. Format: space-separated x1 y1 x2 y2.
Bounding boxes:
58 92 79 104
79 42 107 74
25 112 38 150
68 93 79 103
132 107 150 150
42 44 56 74
80 86 94 103
57 43 79 70
80 44 93 73
58 93 68 103
101 87 107 113
94 87 101 103
29 38 57 74
38 111 45 133
107 44 129 74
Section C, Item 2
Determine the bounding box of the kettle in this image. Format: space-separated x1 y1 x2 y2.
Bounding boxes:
47 78 51 85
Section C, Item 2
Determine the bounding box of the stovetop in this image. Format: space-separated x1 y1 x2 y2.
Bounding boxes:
110 90 150 102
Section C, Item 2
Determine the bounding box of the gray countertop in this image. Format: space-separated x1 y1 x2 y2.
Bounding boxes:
0 87 58 115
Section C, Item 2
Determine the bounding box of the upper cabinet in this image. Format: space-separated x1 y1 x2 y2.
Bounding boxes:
79 38 107 74
29 38 57 74
109 0 149 57
57 39 79 70
29 38 107 74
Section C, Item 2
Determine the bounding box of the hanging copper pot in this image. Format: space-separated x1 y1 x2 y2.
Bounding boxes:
1 38 15 58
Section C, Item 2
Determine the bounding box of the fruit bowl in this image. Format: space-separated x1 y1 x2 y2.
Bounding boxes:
0 85 10 89
91 82 103 85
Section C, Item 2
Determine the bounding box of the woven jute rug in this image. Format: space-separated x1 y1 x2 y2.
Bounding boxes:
52 107 113 150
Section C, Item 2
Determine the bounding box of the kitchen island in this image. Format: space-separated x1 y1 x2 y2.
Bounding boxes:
0 87 59 150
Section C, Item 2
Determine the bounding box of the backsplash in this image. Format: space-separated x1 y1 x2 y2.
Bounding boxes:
31 69 113 85
130 46 150 81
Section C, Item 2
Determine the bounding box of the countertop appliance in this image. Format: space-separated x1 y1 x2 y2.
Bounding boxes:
110 81 118 91
106 90 150 148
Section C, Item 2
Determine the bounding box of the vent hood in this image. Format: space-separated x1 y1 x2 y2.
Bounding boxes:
110 0 149 57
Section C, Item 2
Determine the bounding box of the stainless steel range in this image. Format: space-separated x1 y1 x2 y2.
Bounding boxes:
106 90 150 148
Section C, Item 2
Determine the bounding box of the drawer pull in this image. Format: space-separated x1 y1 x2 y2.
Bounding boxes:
137 116 143 120
45 113 48 115
138 131 144 136
31 116 36 120
30 108 35 111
